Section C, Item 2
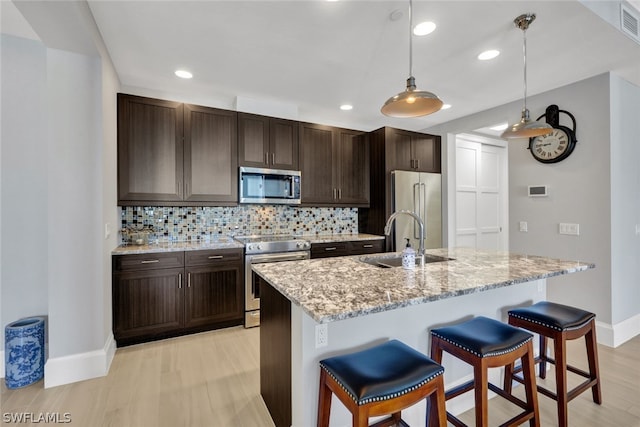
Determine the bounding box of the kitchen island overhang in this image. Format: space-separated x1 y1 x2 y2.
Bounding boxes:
253 248 594 427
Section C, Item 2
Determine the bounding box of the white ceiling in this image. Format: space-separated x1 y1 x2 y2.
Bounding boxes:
7 1 640 133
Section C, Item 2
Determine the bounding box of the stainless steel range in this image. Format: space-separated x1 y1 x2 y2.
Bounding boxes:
235 235 311 327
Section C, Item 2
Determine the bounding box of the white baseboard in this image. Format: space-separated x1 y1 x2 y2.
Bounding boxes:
596 313 640 348
44 332 116 388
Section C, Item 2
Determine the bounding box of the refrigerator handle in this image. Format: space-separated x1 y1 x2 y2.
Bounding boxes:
421 182 428 241
413 183 421 239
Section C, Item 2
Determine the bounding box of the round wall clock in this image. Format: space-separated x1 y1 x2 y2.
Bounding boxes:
528 105 577 163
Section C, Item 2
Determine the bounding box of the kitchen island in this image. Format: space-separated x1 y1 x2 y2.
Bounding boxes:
252 247 594 427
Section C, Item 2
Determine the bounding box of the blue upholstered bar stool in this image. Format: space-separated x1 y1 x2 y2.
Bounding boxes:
317 339 447 427
430 316 540 427
505 301 602 427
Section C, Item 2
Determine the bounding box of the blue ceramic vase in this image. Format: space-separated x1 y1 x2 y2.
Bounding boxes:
5 317 45 389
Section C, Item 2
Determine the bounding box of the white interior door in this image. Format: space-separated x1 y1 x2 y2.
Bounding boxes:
454 135 508 250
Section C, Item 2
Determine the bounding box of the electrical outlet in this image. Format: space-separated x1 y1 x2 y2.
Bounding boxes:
315 323 328 348
519 221 528 232
104 223 111 239
559 223 579 236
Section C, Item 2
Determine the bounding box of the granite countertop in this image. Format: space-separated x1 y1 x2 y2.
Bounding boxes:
112 233 384 255
251 247 595 324
112 237 244 255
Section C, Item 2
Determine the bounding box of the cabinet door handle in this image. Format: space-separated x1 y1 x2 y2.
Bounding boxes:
338 188 342 199
324 247 337 251
179 273 182 289
208 255 223 259
416 159 420 169
410 159 414 169
363 244 373 248
140 259 159 264
272 153 275 164
188 273 191 288
333 188 337 199
265 152 269 165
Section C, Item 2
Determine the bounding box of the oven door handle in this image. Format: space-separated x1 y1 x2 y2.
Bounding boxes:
249 252 309 264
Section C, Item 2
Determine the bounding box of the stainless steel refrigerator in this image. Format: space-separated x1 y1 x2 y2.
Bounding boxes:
390 170 442 251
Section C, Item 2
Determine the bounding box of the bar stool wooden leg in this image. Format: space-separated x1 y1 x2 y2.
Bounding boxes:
427 376 448 427
585 324 603 404
553 332 568 427
317 369 332 427
521 340 540 427
474 360 489 427
539 335 548 379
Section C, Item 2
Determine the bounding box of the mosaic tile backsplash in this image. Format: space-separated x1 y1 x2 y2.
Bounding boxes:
120 205 358 244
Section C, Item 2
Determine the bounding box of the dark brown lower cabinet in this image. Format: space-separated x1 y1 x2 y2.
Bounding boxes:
113 267 184 344
113 249 243 346
184 255 243 329
310 239 384 259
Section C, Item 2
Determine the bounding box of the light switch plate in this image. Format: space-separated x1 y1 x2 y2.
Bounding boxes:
104 223 111 239
559 223 579 235
519 221 528 232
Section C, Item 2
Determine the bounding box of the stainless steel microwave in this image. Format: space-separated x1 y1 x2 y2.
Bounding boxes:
239 167 301 205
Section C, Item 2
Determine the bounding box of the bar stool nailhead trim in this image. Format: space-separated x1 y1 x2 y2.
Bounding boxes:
319 363 444 406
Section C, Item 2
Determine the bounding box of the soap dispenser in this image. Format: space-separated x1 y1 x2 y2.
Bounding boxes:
401 238 415 270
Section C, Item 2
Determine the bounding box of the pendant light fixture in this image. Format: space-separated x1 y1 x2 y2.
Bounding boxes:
381 0 442 117
501 13 552 139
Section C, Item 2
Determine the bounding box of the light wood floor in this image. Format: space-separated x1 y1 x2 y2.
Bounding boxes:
2 327 639 426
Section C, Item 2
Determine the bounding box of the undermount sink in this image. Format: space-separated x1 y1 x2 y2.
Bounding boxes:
360 254 454 269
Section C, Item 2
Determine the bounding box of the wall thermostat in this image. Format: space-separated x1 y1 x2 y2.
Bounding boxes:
528 185 548 197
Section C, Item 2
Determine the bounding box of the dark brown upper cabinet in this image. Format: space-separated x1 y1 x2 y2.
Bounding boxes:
238 113 299 170
117 94 184 203
184 104 237 204
118 93 237 206
387 128 441 173
299 123 369 207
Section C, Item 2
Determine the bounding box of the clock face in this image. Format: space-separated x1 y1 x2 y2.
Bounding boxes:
529 128 574 163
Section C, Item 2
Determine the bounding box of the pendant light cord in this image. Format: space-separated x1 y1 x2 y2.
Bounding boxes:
408 0 413 79
522 25 528 113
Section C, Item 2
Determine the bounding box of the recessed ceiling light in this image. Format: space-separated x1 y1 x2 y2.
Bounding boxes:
340 104 353 111
477 50 500 61
490 123 509 131
413 21 436 36
441 104 452 110
175 69 193 79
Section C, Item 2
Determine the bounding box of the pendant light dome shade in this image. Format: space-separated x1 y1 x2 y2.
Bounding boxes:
381 77 443 117
501 13 552 139
381 0 442 118
501 108 553 138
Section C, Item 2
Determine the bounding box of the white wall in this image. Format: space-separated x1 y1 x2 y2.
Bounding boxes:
1 35 50 375
508 75 612 323
1 0 120 385
427 73 640 346
609 75 640 326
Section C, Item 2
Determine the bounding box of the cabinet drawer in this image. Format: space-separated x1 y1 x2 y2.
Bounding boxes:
185 248 243 266
349 240 384 255
311 242 349 259
113 252 185 272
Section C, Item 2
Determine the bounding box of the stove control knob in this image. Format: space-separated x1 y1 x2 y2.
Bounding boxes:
256 244 262 251
297 242 308 249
